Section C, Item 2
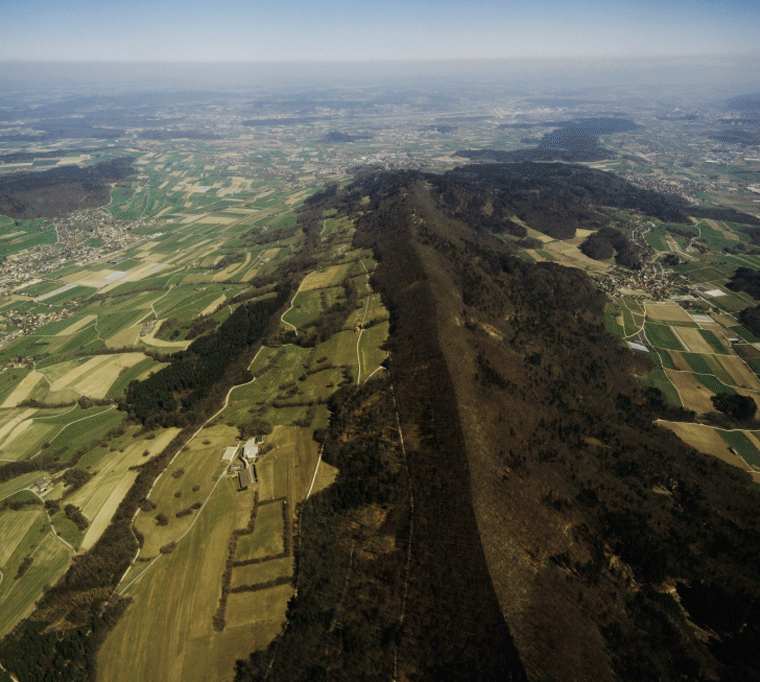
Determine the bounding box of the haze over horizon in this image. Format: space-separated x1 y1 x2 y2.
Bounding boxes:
1 0 758 64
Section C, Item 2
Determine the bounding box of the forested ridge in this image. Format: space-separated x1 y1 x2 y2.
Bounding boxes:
253 166 760 681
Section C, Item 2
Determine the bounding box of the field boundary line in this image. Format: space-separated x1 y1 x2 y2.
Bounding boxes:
281 275 308 334
390 383 414 682
355 260 371 385
305 440 325 500
27 487 77 553
30 405 117 461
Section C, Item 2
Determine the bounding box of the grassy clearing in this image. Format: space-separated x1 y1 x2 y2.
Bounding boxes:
99 476 260 682
315 330 360 380
226 347 313 422
281 287 342 329
235 501 284 560
641 369 682 407
280 368 346 407
50 514 85 550
344 293 387 330
358 322 389 381
604 304 624 338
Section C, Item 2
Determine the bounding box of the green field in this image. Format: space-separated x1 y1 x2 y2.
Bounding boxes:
644 323 686 352
604 304 624 338
682 352 712 375
730 325 760 343
0 509 72 637
641 369 682 407
696 329 730 354
235 500 284 560
644 228 667 251
106 357 163 398
694 374 736 396
718 430 760 468
653 349 676 370
100 473 286 682
281 286 343 329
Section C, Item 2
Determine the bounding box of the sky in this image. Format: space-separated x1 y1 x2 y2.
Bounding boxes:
1 0 758 63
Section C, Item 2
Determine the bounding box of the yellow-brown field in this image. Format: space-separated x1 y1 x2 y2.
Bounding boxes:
542 240 611 273
132 423 238 558
0 418 39 454
212 252 251 283
0 408 37 443
712 312 740 328
668 352 692 373
675 327 715 355
0 509 40 565
645 301 694 323
0 372 45 408
659 421 751 471
716 355 760 391
77 428 181 551
68 423 168 526
231 556 293 588
299 264 352 291
46 353 147 399
664 370 715 414
99 477 257 682
55 314 97 336
225 583 293 630
138 320 192 350
106 321 149 348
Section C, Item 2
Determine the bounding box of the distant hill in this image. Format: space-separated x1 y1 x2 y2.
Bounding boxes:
0 157 135 219
726 93 760 111
459 117 640 164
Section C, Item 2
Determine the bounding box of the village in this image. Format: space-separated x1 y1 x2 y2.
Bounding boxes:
0 209 153 292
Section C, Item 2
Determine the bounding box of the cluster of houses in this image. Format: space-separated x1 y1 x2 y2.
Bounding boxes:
224 436 264 490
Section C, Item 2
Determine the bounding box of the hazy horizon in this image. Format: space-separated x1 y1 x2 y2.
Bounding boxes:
2 0 759 64
0 55 758 99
